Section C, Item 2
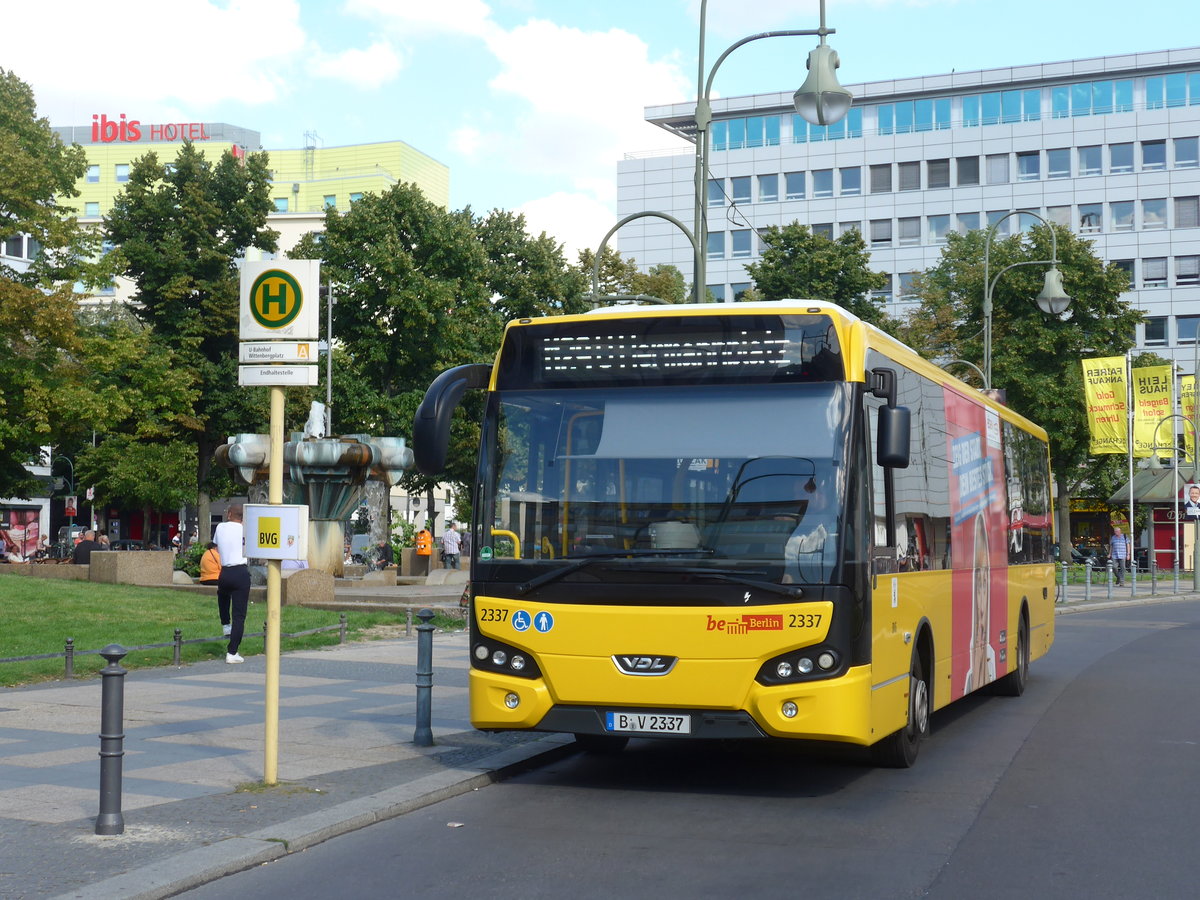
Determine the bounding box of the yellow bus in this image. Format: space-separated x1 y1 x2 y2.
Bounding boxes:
414 300 1055 766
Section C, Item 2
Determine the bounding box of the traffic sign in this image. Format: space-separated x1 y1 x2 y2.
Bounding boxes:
239 341 318 363
238 365 319 386
239 260 320 341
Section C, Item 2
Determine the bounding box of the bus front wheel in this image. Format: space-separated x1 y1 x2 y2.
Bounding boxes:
870 652 930 768
992 612 1029 697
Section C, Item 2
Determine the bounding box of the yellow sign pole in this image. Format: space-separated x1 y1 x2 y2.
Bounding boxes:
264 385 284 784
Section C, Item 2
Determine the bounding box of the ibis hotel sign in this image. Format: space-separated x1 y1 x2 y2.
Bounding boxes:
239 260 320 341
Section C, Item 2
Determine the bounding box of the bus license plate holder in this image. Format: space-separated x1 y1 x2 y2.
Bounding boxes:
605 712 691 735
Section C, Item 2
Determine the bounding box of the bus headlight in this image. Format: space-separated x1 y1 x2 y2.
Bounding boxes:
470 637 541 679
492 650 508 666
781 701 798 718
776 661 793 678
510 655 527 672
817 652 836 670
756 646 842 685
474 644 490 661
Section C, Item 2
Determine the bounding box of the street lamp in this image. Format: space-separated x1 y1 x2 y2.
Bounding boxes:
692 0 851 302
982 210 1072 389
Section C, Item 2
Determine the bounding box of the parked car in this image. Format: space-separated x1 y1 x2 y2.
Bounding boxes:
108 539 149 551
1071 546 1109 569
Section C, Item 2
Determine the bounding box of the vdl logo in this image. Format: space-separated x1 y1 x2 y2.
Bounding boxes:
249 269 304 330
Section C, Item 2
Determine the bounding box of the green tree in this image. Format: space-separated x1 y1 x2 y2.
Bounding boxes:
576 246 640 298
103 141 278 535
899 224 1144 555
476 209 589 320
0 69 106 496
745 224 891 326
631 263 688 304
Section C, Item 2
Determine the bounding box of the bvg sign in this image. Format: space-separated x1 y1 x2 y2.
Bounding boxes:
239 260 319 341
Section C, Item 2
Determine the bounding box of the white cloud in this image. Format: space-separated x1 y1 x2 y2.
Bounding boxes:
344 0 497 38
517 191 619 262
311 41 403 88
449 125 487 159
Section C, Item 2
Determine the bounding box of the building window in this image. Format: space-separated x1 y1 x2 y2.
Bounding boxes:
811 223 834 239
1142 140 1167 171
731 229 752 258
323 194 336 207
1144 317 1167 345
1177 256 1200 287
714 115 781 150
839 167 861 196
706 232 725 260
1176 137 1200 169
1142 257 1167 288
1146 73 1191 110
1047 205 1071 227
784 172 805 200
1078 204 1102 233
957 212 980 233
812 169 833 199
115 164 129 183
869 164 891 193
793 108 862 143
1052 78 1132 117
892 162 917 192
1110 201 1134 232
928 214 950 244
707 284 727 302
871 273 893 305
838 221 861 236
987 210 1011 236
1016 151 1040 181
730 176 751 205
274 197 289 212
1109 143 1133 174
84 202 100 217
708 179 724 207
962 89 1039 125
1078 145 1102 176
870 219 892 248
1047 148 1071 179
1111 259 1135 289
731 282 751 301
898 217 921 247
898 272 919 297
956 156 979 186
986 153 1009 184
86 164 100 184
927 159 950 189
349 192 363 203
1176 196 1199 229
757 174 778 202
1142 198 1167 230
877 98 950 134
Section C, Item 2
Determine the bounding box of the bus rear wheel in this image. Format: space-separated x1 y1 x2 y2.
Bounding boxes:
870 652 929 768
992 613 1029 697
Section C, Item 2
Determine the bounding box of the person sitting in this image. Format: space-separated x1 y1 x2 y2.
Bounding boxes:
199 542 221 585
71 530 104 565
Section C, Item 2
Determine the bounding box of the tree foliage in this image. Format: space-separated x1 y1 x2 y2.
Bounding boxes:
0 68 106 496
745 224 891 325
898 224 1144 494
632 263 688 304
103 142 278 494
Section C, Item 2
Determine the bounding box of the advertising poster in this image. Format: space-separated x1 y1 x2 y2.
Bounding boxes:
944 387 1008 700
1081 356 1127 455
0 508 40 561
1131 365 1173 457
1182 375 1195 463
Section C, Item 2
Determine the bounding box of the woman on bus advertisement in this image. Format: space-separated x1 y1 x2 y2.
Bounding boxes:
944 388 1007 698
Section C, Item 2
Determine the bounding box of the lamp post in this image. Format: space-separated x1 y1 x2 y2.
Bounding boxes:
692 0 851 302
981 210 1072 390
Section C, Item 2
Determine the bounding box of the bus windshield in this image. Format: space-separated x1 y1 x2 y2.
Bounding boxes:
476 382 855 601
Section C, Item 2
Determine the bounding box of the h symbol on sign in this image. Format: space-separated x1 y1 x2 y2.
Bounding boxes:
261 281 288 315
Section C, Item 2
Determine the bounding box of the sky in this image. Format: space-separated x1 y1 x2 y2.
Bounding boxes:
2 0 1196 259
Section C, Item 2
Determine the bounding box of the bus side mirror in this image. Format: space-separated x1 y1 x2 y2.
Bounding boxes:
412 364 491 475
877 405 911 469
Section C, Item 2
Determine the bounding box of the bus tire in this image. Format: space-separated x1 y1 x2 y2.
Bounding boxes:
870 650 930 768
992 611 1029 697
574 733 629 755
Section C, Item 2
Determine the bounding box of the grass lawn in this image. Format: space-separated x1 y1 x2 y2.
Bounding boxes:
0 574 461 687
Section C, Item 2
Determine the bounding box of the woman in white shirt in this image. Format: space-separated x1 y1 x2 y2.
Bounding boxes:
214 504 250 663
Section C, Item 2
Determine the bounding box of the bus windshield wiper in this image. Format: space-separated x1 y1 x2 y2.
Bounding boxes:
640 566 804 599
514 548 714 597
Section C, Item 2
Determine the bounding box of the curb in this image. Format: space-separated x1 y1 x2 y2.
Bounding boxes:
50 734 577 900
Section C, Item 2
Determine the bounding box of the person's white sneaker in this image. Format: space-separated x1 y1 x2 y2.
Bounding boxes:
222 624 232 636
226 653 245 664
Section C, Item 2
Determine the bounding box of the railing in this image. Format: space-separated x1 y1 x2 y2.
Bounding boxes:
0 613 349 679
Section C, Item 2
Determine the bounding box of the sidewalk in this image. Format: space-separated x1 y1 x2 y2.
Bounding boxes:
2 581 1198 899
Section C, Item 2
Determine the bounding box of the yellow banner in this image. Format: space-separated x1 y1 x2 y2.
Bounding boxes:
1183 376 1196 462
1132 365 1173 457
1082 356 1127 454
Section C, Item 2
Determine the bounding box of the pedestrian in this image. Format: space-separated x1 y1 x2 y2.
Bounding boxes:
1109 525 1129 586
214 505 250 663
441 521 462 569
71 529 103 565
199 541 221 585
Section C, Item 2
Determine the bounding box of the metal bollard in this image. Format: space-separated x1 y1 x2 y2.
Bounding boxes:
1059 561 1068 602
1130 559 1137 599
405 607 413 638
65 637 75 679
1151 560 1157 596
173 628 183 667
96 644 128 836
413 608 434 747
1174 561 1180 593
1106 561 1113 600
339 612 347 644
1084 559 1092 603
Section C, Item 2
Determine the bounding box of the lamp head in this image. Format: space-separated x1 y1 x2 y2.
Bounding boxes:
1035 266 1072 316
794 43 852 126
